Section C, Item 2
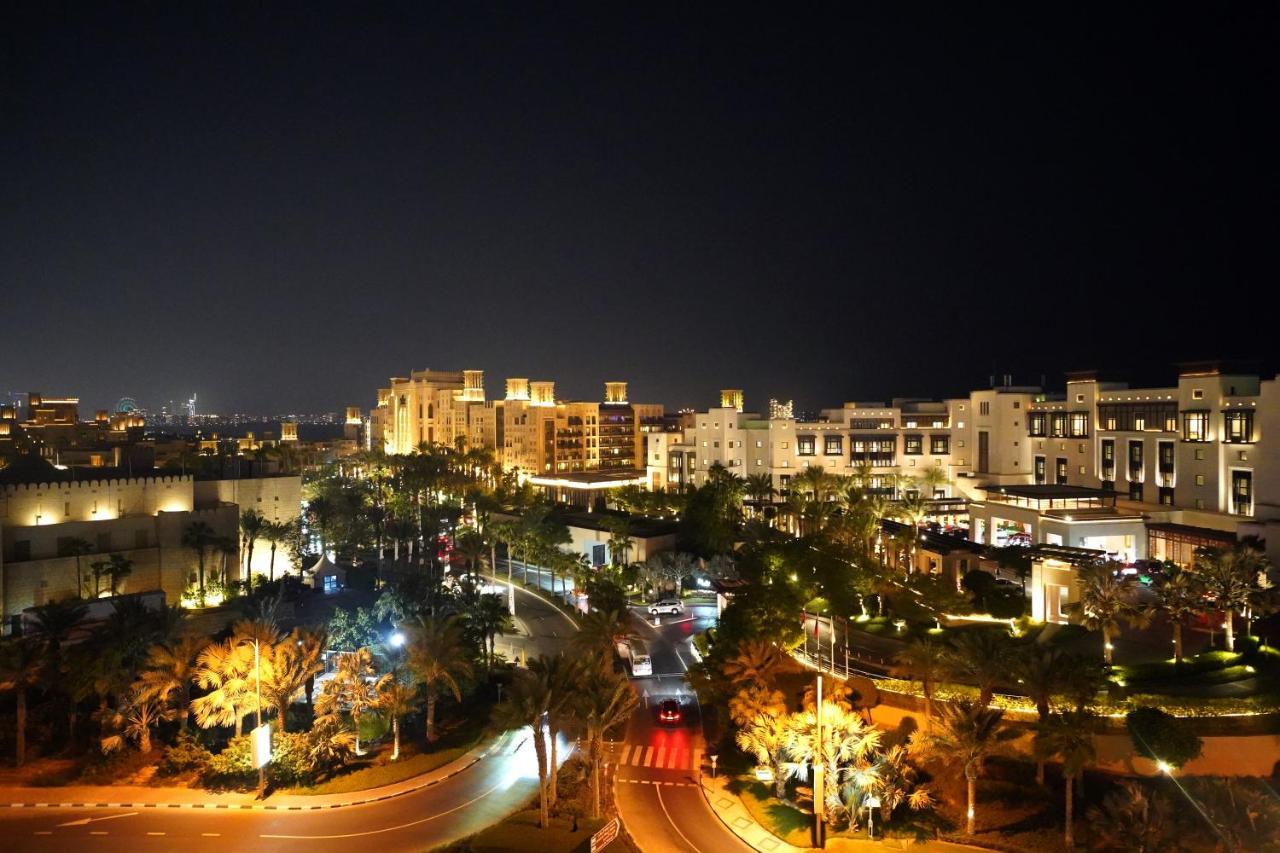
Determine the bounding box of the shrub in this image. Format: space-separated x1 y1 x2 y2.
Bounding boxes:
159 731 212 776
1126 706 1203 768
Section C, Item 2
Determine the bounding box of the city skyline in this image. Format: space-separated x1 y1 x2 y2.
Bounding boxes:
4 6 1273 413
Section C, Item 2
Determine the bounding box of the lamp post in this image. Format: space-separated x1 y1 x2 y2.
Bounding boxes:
814 674 825 848
254 638 265 799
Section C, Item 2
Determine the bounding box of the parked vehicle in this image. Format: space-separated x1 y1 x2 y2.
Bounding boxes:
649 599 685 616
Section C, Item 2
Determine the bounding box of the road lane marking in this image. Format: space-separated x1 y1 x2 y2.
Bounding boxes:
643 746 654 767
260 771 509 839
202 832 221 836
147 831 165 836
34 831 52 835
654 783 703 853
89 831 108 835
59 812 138 827
655 746 667 768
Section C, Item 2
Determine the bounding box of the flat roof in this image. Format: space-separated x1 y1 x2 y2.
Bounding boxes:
979 484 1116 499
527 470 646 487
881 519 985 554
1027 543 1107 564
1146 522 1237 542
555 509 678 539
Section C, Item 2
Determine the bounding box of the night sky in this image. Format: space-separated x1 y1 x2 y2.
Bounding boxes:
3 5 1275 415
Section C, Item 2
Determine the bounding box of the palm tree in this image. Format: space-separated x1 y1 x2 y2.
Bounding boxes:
1071 562 1148 664
1008 643 1069 784
28 597 89 651
102 688 172 754
0 639 45 765
571 608 634 664
577 668 638 819
240 509 266 586
1197 545 1260 652
1085 780 1176 852
736 712 792 799
406 616 473 742
945 630 1009 708
744 472 776 508
58 537 94 599
262 635 325 732
1150 565 1204 663
316 648 387 756
468 594 513 669
262 520 293 583
105 553 133 596
892 639 949 722
722 640 787 688
916 699 1018 836
1033 710 1097 848
295 626 328 707
529 654 578 807
728 684 787 728
191 636 258 736
919 465 950 499
785 701 883 822
377 676 417 761
182 521 217 603
493 668 552 827
136 634 206 731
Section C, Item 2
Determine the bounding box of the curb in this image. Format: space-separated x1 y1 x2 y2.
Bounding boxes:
483 573 580 629
0 732 508 812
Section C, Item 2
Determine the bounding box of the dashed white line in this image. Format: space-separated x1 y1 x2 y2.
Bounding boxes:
201 832 221 837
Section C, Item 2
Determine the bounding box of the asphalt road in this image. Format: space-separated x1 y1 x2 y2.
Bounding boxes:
1 728 568 853
611 602 753 853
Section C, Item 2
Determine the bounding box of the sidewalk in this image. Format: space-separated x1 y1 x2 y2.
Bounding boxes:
0 730 510 812
700 773 992 853
701 772 805 853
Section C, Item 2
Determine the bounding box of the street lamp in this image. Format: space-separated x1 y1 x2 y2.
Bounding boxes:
1156 760 1173 775
389 631 406 648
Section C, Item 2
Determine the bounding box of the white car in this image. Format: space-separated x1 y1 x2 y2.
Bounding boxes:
649 599 685 616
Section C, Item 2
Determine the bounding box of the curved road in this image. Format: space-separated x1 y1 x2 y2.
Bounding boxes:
0 582 578 853
611 602 753 853
1 729 571 852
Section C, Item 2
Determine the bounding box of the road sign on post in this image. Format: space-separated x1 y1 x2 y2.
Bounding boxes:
250 722 272 769
591 816 620 852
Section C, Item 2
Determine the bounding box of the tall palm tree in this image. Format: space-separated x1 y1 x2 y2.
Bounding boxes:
576 668 638 819
945 630 1009 708
529 654 579 807
892 639 949 722
136 634 206 731
722 640 787 688
1033 710 1097 848
1009 643 1068 784
58 537 94 599
0 639 45 765
262 519 294 583
295 626 328 707
28 597 89 651
919 464 950 499
744 472 776 508
262 634 325 732
182 521 217 603
493 668 552 827
468 594 513 669
316 648 387 756
406 616 473 741
1197 545 1261 652
1071 562 1148 664
377 675 417 761
916 700 1018 836
1150 565 1204 663
571 608 635 665
240 509 267 586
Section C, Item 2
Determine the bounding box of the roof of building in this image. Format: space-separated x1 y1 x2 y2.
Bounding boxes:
1145 522 1238 543
979 483 1116 500
881 519 985 555
1026 544 1107 565
555 509 679 539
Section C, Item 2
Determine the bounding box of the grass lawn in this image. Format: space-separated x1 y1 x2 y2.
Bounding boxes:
456 809 640 853
732 777 815 848
279 741 476 795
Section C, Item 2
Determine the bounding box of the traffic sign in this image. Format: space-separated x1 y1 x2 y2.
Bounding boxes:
591 817 620 852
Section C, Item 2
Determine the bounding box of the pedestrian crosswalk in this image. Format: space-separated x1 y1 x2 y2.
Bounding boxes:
611 744 704 772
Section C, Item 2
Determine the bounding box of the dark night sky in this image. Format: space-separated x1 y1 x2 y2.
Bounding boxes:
2 4 1275 414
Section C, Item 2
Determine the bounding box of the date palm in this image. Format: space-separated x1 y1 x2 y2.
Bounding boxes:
945 629 1010 708
262 633 325 732
785 701 883 822
728 684 787 728
377 675 417 760
916 699 1018 836
182 521 216 603
529 653 579 807
1070 561 1147 664
1033 710 1097 848
316 648 387 756
136 633 206 731
577 668 638 819
406 616 473 742
571 608 635 665
0 639 45 765
892 639 949 722
102 688 173 754
493 668 552 827
722 640 787 688
1150 565 1204 663
240 509 266 586
263 519 295 582
191 636 259 736
1197 546 1260 652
